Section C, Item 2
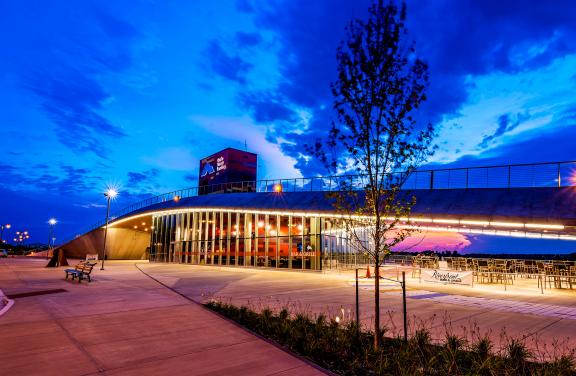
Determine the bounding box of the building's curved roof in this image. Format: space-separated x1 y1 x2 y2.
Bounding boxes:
120 187 576 225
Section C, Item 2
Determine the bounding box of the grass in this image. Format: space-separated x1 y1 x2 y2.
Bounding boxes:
205 300 575 375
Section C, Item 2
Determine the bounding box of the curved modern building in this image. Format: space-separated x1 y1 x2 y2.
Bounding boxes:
59 159 576 270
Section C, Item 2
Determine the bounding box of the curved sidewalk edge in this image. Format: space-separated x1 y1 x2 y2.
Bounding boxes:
0 289 15 317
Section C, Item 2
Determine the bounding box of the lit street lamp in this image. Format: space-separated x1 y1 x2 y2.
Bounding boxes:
47 218 57 259
14 230 30 247
0 223 11 244
101 187 118 270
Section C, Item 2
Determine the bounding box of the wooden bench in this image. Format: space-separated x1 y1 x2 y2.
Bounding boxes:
64 262 96 283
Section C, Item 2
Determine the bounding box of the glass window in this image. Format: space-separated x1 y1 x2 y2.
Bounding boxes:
256 214 266 266
267 215 277 268
278 216 289 268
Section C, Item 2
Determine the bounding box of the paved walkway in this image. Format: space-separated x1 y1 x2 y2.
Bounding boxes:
135 263 576 358
0 258 325 376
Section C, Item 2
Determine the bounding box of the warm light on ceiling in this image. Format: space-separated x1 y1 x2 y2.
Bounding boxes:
460 220 489 226
525 223 564 230
433 219 459 224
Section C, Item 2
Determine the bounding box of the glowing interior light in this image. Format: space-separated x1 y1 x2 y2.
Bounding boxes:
297 224 303 231
460 220 489 226
432 219 460 224
258 221 264 228
490 221 524 228
413 218 433 223
525 232 543 238
525 223 564 230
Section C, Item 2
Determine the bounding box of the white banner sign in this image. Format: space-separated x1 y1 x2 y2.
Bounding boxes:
422 269 473 285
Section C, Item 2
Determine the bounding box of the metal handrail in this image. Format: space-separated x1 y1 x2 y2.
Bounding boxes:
61 160 576 245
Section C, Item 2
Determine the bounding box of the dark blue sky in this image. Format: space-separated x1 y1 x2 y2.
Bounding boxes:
1 0 575 249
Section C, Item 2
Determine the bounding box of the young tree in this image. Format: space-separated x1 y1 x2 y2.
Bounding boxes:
310 0 435 348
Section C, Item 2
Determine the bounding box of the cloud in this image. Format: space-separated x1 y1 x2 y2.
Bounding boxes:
205 40 254 84
478 112 529 149
1 2 142 158
24 68 127 157
188 115 301 178
426 105 576 168
75 202 107 209
235 0 255 13
0 163 101 195
239 92 296 123
184 174 198 183
235 31 262 47
127 168 160 186
142 148 198 171
205 0 576 176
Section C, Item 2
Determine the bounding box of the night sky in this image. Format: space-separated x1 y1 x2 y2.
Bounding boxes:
1 0 575 252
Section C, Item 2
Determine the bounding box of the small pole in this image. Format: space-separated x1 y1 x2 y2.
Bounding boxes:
355 268 360 333
47 225 52 260
101 196 111 270
402 271 407 342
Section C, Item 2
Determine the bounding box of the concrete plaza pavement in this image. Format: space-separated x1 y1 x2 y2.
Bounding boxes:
137 262 576 359
0 258 326 376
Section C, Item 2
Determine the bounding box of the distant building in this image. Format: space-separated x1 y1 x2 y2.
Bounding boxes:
198 148 257 194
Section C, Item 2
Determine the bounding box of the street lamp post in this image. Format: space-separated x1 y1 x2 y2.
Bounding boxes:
101 188 118 270
0 223 11 244
47 218 57 259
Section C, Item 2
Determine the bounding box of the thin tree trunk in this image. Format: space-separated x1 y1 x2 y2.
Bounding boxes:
374 252 380 348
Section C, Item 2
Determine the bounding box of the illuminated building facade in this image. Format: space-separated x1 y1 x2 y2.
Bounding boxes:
58 161 576 263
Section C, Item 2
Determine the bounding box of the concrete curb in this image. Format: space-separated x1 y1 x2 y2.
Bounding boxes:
0 289 15 317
